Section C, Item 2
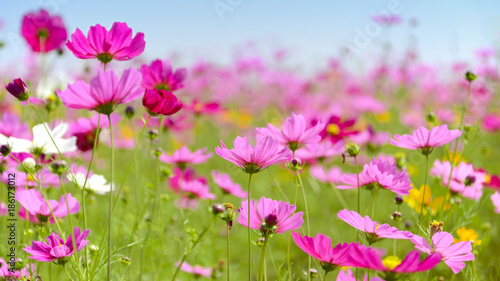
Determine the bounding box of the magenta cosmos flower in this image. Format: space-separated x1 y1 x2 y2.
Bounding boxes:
292 232 356 273
15 188 79 223
349 247 441 279
337 209 411 244
177 261 213 278
57 67 143 115
338 157 412 195
390 125 462 154
160 146 212 168
140 59 187 91
256 113 325 151
21 9 67 53
68 113 120 152
320 116 359 144
5 78 30 102
66 22 145 63
211 170 247 198
238 197 303 236
142 89 183 116
215 136 291 174
24 226 89 264
410 231 474 274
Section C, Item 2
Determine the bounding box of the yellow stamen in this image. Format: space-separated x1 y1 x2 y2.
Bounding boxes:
382 256 401 270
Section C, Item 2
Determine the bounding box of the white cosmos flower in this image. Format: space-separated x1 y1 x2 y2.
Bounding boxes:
11 123 77 155
70 172 112 195
0 134 32 153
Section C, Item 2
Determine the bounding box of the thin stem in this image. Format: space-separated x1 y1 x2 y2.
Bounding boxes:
64 265 75 281
258 236 269 281
354 156 360 281
295 170 311 281
171 216 216 281
324 270 329 280
247 173 253 281
226 223 230 281
417 154 430 234
320 163 349 209
107 114 115 281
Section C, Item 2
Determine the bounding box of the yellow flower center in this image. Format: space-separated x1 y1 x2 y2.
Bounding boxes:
382 256 402 270
326 124 340 136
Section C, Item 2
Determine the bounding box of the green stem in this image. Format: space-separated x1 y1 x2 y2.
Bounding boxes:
107 114 115 281
171 216 216 281
295 170 311 281
227 223 230 281
247 173 253 281
417 154 429 234
258 236 269 281
64 265 75 281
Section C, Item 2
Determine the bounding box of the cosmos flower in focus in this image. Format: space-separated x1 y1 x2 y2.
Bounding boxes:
390 125 461 155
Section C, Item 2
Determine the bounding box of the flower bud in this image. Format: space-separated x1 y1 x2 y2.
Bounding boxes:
429 220 444 236
148 130 158 140
286 158 303 171
394 196 404 205
426 112 436 122
49 160 68 176
22 158 36 170
212 203 226 215
120 256 131 265
256 238 265 247
220 203 235 225
394 152 406 170
464 175 476 186
89 244 99 253
465 71 477 82
345 142 361 157
5 78 30 101
153 148 162 158
309 268 318 278
0 144 11 157
259 214 278 235
391 211 402 221
125 106 135 119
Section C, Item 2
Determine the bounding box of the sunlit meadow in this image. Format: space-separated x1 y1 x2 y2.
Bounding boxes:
0 3 499 281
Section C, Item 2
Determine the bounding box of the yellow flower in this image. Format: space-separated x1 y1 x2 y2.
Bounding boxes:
455 227 481 246
375 111 391 123
406 185 451 215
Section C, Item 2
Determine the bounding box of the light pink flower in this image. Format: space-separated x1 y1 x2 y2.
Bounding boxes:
215 136 291 174
177 261 212 278
57 67 143 114
21 9 67 53
0 113 30 138
24 227 89 263
66 22 145 63
338 157 412 195
491 192 500 213
295 141 344 163
410 231 475 273
256 113 325 151
238 197 303 235
15 188 79 223
390 125 462 153
160 146 212 168
140 59 187 91
430 160 485 200
338 209 411 244
336 268 383 281
309 165 343 185
0 202 7 216
177 180 216 209
168 167 206 194
211 170 247 198
0 258 36 278
3 168 59 188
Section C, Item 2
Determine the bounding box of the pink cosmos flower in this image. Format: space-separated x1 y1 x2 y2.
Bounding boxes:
15 188 79 223
338 157 412 195
410 231 475 273
160 146 212 168
168 167 206 194
21 9 67 53
24 226 89 263
390 125 462 154
177 180 216 209
0 113 30 138
68 113 120 152
0 258 36 278
211 170 247 198
142 89 183 116
3 168 59 188
295 141 344 163
256 113 325 151
57 67 143 115
491 192 500 213
66 22 145 63
336 268 383 281
0 202 7 216
140 59 187 91
215 136 291 174
238 197 303 235
430 160 485 200
320 116 359 144
309 165 343 185
292 232 355 272
337 209 411 244
177 261 213 278
483 114 500 132
349 247 441 276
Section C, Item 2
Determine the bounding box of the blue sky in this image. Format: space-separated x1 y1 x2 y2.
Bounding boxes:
1 0 500 71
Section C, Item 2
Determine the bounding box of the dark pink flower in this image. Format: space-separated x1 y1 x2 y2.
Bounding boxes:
21 9 67 53
215 136 291 174
483 114 500 132
142 89 183 116
68 113 120 152
337 209 412 244
5 78 30 101
410 231 475 273
238 197 303 235
57 68 143 114
211 170 247 198
320 116 359 144
66 22 145 63
24 227 89 263
140 59 187 91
